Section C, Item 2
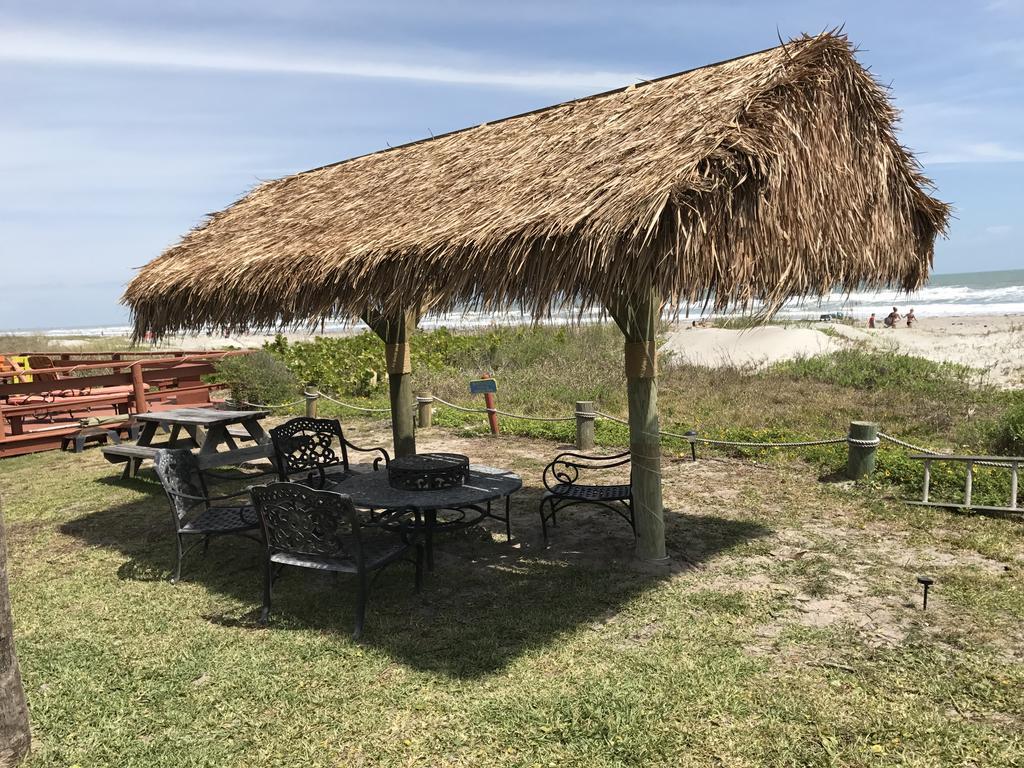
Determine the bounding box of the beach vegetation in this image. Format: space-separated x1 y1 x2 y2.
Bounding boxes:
990 396 1024 456
260 324 1019 507
213 349 300 407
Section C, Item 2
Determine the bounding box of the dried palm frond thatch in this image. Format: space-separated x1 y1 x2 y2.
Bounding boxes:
125 32 949 336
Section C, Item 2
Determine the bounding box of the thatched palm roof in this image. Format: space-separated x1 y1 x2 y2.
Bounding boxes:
125 32 948 336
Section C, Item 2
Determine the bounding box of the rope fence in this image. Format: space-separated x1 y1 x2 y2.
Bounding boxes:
218 388 1020 475
221 390 940 451
210 384 1021 512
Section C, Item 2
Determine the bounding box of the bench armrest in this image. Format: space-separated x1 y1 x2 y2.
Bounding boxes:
344 441 391 471
542 450 631 493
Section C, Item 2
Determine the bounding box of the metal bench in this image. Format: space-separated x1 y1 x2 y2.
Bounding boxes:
538 450 634 545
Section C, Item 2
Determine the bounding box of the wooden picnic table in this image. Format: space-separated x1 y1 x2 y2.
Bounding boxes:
103 407 275 479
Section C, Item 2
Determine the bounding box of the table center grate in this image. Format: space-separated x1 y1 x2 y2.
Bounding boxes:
387 452 470 491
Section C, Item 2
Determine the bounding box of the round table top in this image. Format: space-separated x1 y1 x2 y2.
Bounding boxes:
339 465 522 510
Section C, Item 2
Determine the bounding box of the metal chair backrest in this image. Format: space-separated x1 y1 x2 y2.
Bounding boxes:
542 450 632 494
269 417 350 487
249 482 362 563
153 449 210 524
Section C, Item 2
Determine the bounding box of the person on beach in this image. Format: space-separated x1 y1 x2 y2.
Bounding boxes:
883 307 901 328
906 308 916 327
868 313 876 329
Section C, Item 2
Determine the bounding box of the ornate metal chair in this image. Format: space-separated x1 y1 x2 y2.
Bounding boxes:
538 450 634 546
152 449 262 582
269 417 390 489
249 482 422 639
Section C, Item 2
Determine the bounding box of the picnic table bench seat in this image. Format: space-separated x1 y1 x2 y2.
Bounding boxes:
103 442 274 477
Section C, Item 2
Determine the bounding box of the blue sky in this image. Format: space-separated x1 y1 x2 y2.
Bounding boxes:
1 0 1022 330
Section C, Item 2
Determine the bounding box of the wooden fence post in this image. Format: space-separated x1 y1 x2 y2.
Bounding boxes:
417 391 433 428
575 401 595 451
482 374 499 435
305 384 319 418
846 421 878 479
130 362 148 414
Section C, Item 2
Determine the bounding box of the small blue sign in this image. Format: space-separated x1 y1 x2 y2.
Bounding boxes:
469 378 497 395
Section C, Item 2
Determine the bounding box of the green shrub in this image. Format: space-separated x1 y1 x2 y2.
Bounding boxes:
772 348 979 396
214 350 300 406
991 398 1024 456
262 325 625 401
265 333 388 397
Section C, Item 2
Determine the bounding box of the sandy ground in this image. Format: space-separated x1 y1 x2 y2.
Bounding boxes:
827 314 1024 386
662 314 1024 387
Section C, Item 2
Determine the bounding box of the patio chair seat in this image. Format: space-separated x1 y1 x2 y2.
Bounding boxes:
181 505 259 534
544 483 632 502
288 465 354 489
153 448 262 583
270 534 412 574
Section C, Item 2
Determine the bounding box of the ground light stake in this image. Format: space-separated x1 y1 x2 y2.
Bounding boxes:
917 575 934 610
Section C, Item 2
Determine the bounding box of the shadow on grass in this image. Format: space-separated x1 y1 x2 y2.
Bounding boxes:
62 479 770 678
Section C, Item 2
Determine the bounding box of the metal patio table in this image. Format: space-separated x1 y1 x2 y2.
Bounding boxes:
338 465 522 570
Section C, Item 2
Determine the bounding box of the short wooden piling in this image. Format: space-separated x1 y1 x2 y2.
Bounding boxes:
482 374 499 435
846 421 878 480
575 401 595 451
304 384 319 418
417 391 433 428
964 461 974 508
1011 462 1019 510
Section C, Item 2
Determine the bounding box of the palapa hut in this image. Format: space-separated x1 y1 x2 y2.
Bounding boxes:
125 32 949 562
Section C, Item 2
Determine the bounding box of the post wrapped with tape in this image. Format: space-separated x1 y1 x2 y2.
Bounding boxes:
624 340 657 378
384 342 412 374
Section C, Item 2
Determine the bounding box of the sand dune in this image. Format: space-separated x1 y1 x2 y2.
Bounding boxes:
662 315 1024 387
661 325 839 368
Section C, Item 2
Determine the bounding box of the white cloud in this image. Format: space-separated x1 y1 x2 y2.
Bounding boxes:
0 23 642 92
985 224 1013 235
924 141 1024 164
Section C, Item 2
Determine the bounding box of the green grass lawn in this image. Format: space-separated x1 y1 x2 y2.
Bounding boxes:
3 418 1023 766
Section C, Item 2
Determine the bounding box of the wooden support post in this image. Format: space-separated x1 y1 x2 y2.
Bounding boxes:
363 308 417 458
130 362 148 414
417 391 433 428
846 421 878 480
922 459 932 503
305 384 319 419
607 287 666 563
575 401 595 451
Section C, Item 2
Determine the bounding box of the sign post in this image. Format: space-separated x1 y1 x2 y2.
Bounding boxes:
469 375 499 435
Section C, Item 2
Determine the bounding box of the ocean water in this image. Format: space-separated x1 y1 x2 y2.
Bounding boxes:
7 268 1024 337
773 268 1024 321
